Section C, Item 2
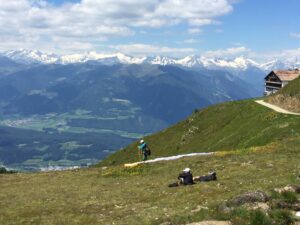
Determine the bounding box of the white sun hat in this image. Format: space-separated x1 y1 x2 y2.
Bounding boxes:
183 168 190 173
140 139 145 144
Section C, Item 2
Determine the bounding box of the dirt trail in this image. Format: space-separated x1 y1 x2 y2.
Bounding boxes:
255 100 300 115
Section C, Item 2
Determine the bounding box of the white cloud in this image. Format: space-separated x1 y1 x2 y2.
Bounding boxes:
231 42 244 46
110 44 196 57
260 48 300 59
281 48 300 57
189 19 215 26
183 39 201 44
188 28 203 34
290 32 300 39
204 46 251 57
242 48 300 63
156 0 233 24
0 0 237 53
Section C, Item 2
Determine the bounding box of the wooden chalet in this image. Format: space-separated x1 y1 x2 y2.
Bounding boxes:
264 69 300 96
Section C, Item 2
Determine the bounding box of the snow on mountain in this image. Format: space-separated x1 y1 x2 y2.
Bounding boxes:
147 55 263 71
214 57 260 70
146 55 263 71
60 52 147 65
2 49 300 72
3 49 147 65
3 49 59 64
259 58 300 71
191 56 259 71
148 56 176 66
114 53 147 64
59 53 86 64
175 55 201 67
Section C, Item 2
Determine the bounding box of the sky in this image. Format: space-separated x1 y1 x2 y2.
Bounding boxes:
0 0 300 61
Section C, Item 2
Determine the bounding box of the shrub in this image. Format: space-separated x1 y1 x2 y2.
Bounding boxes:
281 191 298 204
250 210 272 225
0 166 7 173
0 166 17 174
270 209 294 225
270 190 281 199
228 208 251 225
193 109 199 114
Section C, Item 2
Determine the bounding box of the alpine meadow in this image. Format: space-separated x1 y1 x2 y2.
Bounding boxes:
0 0 300 225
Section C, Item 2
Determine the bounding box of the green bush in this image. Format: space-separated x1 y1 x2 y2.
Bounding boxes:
226 208 251 225
193 108 200 114
270 190 281 199
0 166 17 174
281 191 298 204
0 166 7 173
270 209 294 225
250 210 272 225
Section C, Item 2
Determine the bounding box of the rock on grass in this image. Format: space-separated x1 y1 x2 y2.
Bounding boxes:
228 191 270 206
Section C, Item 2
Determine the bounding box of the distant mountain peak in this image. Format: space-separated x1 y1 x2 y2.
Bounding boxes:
2 49 299 72
176 55 200 67
4 49 59 64
150 55 176 66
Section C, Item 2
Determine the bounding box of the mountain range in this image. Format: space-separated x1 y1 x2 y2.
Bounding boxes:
0 62 257 124
0 48 297 170
2 49 300 72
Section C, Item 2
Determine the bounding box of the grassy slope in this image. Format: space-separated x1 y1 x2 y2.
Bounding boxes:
267 76 300 113
1 79 300 224
0 138 299 225
100 99 300 166
276 75 300 96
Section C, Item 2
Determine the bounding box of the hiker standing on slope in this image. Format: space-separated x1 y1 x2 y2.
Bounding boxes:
138 139 151 161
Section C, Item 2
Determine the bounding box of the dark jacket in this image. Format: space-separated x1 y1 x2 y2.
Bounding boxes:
178 171 194 185
196 172 217 182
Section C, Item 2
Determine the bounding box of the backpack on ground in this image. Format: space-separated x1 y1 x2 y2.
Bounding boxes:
146 146 151 156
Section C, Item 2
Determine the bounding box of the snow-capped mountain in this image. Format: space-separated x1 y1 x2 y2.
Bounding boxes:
2 49 300 72
3 49 59 64
146 56 176 66
174 56 261 71
2 50 147 65
175 55 201 67
60 52 147 65
203 57 260 70
260 59 300 71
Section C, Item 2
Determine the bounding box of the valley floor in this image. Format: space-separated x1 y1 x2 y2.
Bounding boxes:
0 138 299 225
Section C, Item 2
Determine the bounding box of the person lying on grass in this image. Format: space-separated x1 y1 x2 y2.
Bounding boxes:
168 168 217 187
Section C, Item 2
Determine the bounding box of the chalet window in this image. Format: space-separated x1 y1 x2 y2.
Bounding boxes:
265 82 282 88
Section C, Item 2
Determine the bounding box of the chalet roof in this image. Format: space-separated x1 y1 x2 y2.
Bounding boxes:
272 69 300 81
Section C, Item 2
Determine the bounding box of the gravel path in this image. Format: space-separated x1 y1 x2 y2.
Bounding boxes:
255 100 300 115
